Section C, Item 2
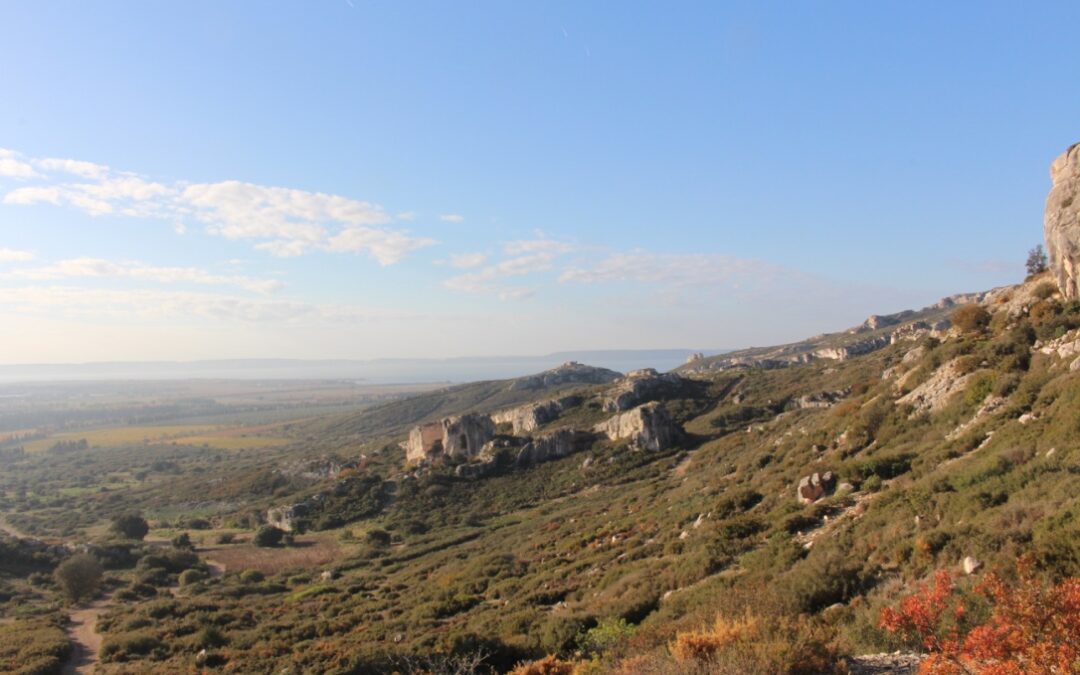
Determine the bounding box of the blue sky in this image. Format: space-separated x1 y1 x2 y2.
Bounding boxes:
0 1 1078 363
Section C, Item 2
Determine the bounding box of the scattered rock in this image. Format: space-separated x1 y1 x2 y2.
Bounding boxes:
897 359 972 415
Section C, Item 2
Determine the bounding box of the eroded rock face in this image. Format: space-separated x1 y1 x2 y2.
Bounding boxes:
441 414 496 459
516 429 585 466
602 369 684 412
492 395 581 434
1045 143 1080 299
405 414 495 465
594 402 677 451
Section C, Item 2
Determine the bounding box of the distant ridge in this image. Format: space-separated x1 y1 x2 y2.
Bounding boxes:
0 349 729 384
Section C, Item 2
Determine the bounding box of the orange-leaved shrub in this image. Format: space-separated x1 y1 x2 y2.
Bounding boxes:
880 557 1080 674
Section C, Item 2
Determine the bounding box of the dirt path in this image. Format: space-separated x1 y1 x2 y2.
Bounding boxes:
61 598 109 675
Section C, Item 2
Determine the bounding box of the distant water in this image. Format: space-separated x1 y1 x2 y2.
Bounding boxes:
0 349 729 384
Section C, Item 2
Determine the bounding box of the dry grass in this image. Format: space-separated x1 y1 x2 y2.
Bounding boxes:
21 423 290 452
200 535 343 575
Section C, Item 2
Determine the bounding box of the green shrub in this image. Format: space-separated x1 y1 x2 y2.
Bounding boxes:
952 305 991 333
964 371 996 407
253 525 285 547
178 568 207 586
53 553 102 603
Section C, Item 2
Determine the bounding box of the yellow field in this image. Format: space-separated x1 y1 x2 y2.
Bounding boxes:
21 424 290 452
175 434 290 450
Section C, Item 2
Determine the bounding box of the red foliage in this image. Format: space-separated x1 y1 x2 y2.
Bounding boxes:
880 557 1080 674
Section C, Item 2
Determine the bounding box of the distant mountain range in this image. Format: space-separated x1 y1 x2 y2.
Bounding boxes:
0 349 729 384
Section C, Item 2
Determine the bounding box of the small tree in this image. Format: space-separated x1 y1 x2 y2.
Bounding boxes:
54 553 103 603
110 513 149 540
253 525 285 547
1026 245 1049 277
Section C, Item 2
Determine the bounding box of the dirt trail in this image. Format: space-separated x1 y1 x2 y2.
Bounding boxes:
61 598 108 675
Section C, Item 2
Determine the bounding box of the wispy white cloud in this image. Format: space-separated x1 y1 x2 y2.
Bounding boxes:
449 252 487 269
443 238 575 298
0 248 35 262
34 158 110 179
325 226 436 265
0 148 38 179
1 149 435 265
559 251 780 288
6 257 283 294
0 285 422 324
439 213 465 223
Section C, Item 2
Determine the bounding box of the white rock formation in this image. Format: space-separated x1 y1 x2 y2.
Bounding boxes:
602 369 684 412
1045 143 1080 298
594 402 676 451
492 395 580 434
404 413 495 465
897 359 973 415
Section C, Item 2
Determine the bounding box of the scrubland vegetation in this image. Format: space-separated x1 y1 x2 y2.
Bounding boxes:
1 275 1078 673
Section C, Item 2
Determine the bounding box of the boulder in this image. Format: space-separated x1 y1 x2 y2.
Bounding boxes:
1045 143 1080 298
962 556 982 575
797 471 836 504
594 402 677 451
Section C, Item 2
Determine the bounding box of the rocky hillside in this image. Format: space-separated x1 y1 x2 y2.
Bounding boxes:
4 147 1079 674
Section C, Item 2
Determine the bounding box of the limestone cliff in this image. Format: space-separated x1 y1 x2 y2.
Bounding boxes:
1045 143 1080 298
594 402 677 451
404 413 496 465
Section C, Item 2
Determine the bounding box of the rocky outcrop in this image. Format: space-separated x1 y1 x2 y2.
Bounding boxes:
508 361 621 391
405 414 496 465
814 335 892 361
897 359 972 415
594 402 677 451
602 369 685 412
267 503 310 532
1045 143 1080 299
516 429 587 466
797 471 836 504
492 395 580 434
852 310 916 334
796 389 849 409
